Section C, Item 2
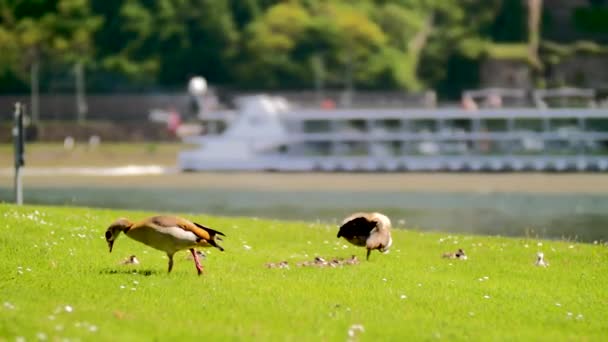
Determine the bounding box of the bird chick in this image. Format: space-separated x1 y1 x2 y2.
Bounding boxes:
442 248 467 260
120 255 140 265
345 255 360 265
187 250 206 261
337 212 393 260
105 216 225 275
535 252 549 267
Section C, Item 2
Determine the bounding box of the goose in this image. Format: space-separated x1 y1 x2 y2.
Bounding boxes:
337 212 392 260
105 216 225 275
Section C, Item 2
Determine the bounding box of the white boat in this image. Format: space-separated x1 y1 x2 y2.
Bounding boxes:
178 95 608 172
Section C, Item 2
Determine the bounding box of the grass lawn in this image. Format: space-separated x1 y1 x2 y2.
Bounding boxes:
1 204 607 341
0 143 184 167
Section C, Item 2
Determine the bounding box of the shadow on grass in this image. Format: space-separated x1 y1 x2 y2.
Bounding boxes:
99 268 159 276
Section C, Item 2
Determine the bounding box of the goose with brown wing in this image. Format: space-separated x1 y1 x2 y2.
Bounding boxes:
337 212 392 260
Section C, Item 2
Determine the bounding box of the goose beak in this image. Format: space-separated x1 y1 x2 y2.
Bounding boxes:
108 240 114 253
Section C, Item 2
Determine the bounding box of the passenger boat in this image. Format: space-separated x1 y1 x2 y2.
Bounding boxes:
178 94 608 172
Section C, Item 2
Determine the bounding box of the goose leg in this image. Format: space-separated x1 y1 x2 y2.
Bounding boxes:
167 253 174 273
366 249 371 261
190 248 204 276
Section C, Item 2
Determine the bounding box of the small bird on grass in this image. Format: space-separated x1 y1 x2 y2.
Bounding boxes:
105 216 225 275
442 249 467 260
119 255 140 265
337 212 392 260
535 252 549 267
187 250 206 261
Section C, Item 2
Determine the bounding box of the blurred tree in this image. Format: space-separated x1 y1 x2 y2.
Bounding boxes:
0 0 606 96
238 2 312 87
97 0 239 88
373 2 433 90
0 0 101 122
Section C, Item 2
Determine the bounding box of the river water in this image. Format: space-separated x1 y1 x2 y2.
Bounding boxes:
2 185 607 242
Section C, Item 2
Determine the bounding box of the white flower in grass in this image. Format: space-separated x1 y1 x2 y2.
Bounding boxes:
567 312 573 317
468 312 475 316
524 244 529 248
243 245 252 250
576 314 583 320
569 245 575 249
400 294 407 300
483 295 491 299
89 325 98 332
555 303 561 307
36 332 47 340
15 337 25 342
64 305 73 313
3 302 15 310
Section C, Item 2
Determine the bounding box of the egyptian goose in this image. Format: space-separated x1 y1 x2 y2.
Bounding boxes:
105 216 225 275
337 212 393 260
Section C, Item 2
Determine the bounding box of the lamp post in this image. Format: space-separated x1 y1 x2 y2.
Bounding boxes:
13 102 25 205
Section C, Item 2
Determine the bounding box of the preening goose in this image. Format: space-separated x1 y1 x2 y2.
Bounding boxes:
337 212 392 260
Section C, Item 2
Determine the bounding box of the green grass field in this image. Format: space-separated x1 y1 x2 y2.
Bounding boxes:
0 143 184 167
1 204 607 341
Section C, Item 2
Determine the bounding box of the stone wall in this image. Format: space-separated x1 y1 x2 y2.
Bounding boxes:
549 55 608 87
480 59 532 89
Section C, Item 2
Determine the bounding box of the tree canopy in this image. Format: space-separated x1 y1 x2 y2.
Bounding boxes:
0 0 605 96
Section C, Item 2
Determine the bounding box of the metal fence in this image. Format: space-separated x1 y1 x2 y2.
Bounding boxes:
0 94 192 122
0 90 436 123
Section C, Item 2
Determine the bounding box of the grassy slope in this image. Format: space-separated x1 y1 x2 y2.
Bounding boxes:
0 143 184 167
0 204 606 341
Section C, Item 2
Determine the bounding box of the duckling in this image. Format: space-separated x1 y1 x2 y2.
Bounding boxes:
337 212 392 260
265 261 289 269
344 255 360 265
535 252 548 267
187 250 206 261
442 248 467 260
105 216 225 275
119 255 140 265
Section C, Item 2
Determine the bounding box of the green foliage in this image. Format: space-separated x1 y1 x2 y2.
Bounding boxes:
1 204 607 340
573 6 608 34
0 0 101 91
0 0 607 94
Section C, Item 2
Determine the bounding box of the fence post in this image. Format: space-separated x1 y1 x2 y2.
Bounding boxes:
13 102 25 205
